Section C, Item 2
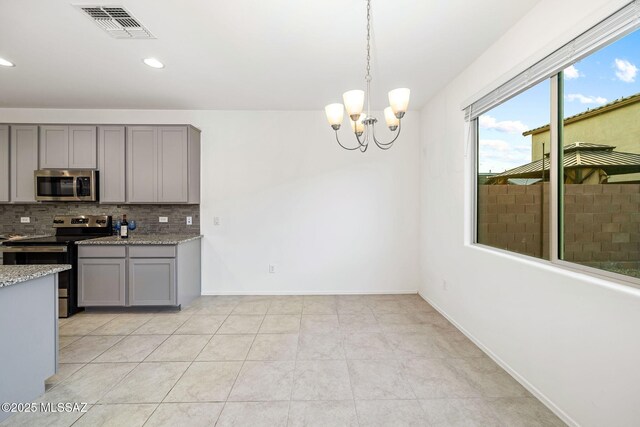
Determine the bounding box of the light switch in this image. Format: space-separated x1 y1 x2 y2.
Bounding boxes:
159 217 168 223
20 217 30 223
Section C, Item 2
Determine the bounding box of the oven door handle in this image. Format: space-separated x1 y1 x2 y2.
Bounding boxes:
0 246 68 253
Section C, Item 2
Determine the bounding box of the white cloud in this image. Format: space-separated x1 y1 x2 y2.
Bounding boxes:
566 93 608 105
564 65 581 79
478 139 531 173
479 115 529 134
614 58 638 83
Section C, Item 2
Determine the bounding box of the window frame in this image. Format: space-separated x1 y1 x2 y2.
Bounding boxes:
471 69 640 289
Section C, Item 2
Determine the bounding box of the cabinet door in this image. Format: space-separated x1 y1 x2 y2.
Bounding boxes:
157 127 188 202
126 126 157 202
10 125 39 202
129 258 176 306
78 258 126 306
40 125 69 169
0 126 8 202
98 126 126 203
69 126 97 169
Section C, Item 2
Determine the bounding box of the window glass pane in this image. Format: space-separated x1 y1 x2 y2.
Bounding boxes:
477 79 550 259
559 29 640 280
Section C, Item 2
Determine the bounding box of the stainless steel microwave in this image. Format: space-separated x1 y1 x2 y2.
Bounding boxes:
34 170 98 202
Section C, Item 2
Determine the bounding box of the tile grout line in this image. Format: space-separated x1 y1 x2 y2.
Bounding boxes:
214 307 268 426
69 311 193 425
141 308 234 426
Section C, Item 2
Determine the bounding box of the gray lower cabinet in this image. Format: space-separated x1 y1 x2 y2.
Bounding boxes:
98 126 126 203
77 240 200 308
78 258 126 306
0 125 9 202
10 125 38 203
128 258 176 305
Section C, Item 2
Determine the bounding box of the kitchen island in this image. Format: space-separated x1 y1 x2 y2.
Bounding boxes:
0 265 71 423
76 235 202 308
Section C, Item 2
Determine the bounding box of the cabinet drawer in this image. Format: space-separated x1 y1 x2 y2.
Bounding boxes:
128 245 176 258
78 245 126 258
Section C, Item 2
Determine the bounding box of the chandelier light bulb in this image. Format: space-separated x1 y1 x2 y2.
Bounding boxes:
388 88 410 118
384 107 400 131
343 90 365 120
350 114 366 135
325 103 345 130
323 0 407 152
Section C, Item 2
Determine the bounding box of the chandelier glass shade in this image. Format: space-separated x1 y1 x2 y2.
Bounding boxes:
324 0 410 152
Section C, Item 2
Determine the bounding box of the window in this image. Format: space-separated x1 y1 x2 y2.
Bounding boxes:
560 29 640 280
469 2 640 286
477 80 550 259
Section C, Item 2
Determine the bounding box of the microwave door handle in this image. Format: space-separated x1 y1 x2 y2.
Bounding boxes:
74 177 80 199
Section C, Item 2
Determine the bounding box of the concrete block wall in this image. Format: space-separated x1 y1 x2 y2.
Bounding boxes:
564 184 640 271
478 183 639 272
478 183 549 259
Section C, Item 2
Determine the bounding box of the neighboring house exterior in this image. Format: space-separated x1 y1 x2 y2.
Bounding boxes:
523 92 640 182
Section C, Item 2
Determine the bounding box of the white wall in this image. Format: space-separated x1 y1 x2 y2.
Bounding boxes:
0 108 421 295
419 0 640 426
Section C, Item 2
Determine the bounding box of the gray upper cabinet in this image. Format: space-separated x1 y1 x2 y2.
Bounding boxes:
39 126 68 169
98 126 126 203
126 125 200 204
127 126 157 203
0 126 9 202
10 125 39 203
40 125 96 169
69 126 97 168
158 127 188 203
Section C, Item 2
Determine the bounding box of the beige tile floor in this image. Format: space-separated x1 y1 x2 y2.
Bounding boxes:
1 295 566 427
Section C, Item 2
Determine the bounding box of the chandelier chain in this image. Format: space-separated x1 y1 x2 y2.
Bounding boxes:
365 0 371 82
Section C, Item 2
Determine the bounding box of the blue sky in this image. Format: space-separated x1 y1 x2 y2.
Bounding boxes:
478 29 640 173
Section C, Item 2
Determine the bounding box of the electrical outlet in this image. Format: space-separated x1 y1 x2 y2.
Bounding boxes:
159 216 168 223
20 217 30 223
269 264 277 274
214 217 220 226
186 216 193 225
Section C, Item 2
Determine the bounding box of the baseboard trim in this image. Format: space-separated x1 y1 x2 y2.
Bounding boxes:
201 290 419 296
418 291 579 427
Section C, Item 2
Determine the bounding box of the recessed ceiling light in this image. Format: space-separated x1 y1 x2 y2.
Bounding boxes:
0 57 15 67
143 58 164 69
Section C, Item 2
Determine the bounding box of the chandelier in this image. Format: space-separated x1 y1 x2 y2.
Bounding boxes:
324 0 410 152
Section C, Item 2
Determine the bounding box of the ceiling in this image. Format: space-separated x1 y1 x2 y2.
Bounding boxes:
0 0 539 110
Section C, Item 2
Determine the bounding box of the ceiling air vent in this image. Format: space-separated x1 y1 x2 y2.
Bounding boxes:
75 5 155 39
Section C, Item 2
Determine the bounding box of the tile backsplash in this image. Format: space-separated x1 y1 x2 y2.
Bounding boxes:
0 204 200 235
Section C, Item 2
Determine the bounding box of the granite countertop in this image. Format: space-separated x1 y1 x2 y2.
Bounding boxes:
0 265 72 288
76 234 203 245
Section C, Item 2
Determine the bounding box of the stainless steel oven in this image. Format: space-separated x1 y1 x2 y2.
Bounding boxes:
1 215 113 318
2 245 72 316
34 170 98 202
